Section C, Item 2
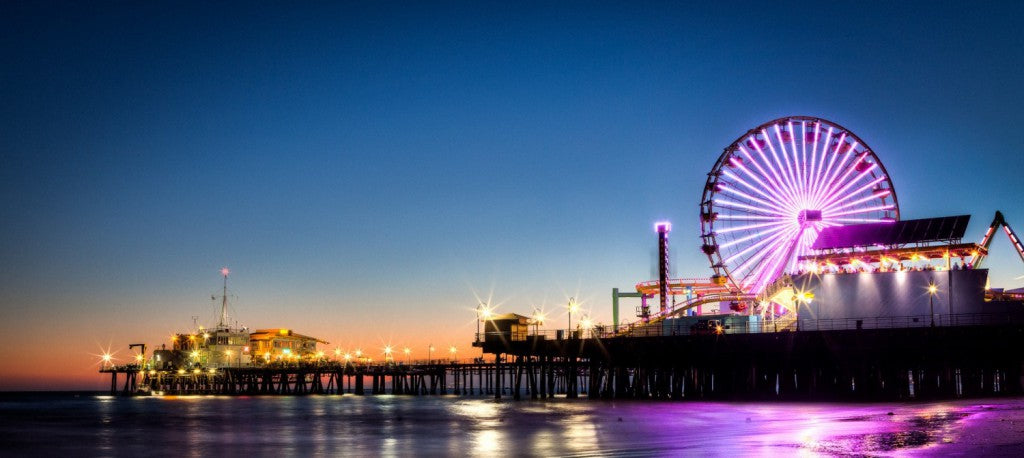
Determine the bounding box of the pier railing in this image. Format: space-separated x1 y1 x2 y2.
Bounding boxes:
475 311 1024 342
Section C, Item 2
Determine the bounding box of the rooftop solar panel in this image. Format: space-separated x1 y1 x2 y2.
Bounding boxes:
810 215 970 250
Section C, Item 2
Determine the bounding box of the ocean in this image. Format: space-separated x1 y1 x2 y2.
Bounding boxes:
2 392 1024 456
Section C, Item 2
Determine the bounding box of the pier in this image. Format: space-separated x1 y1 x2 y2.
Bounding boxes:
102 312 1024 401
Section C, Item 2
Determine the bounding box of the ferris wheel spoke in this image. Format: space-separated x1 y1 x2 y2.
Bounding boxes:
717 183 793 215
715 214 785 221
811 133 849 203
752 234 797 291
723 164 792 209
738 145 791 202
812 140 859 206
720 224 794 249
831 217 894 224
715 220 790 235
815 164 877 210
809 126 835 198
723 224 795 266
758 130 800 202
766 126 800 199
732 226 801 283
782 121 805 196
715 198 789 217
821 177 888 213
825 204 896 218
799 121 810 190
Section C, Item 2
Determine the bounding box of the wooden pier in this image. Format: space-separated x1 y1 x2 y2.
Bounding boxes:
103 321 1024 401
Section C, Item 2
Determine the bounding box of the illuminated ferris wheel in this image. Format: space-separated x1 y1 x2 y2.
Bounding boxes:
700 116 899 293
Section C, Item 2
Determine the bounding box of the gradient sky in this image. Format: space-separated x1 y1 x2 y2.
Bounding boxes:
2 1 1024 390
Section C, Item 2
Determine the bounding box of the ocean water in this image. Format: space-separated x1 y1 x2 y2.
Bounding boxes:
2 393 1024 456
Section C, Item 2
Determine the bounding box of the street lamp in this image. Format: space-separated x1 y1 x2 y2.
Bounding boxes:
568 297 579 334
928 283 938 327
428 344 434 364
532 307 545 335
384 346 393 363
449 345 457 362
477 303 493 342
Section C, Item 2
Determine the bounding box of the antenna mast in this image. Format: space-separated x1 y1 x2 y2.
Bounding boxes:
219 267 230 328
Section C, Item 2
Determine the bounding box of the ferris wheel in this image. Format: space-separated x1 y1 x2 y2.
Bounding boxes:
700 116 899 294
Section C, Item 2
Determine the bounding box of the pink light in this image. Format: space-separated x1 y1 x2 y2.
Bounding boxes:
720 224 792 249
747 137 797 204
654 222 672 233
820 176 887 213
813 139 860 205
220 267 230 277
715 198 788 217
718 185 792 215
723 163 783 204
715 220 789 235
825 204 895 218
761 128 799 201
817 167 880 212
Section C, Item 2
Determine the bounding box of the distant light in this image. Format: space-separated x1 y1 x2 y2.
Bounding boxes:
190 351 199 359
580 317 594 330
449 346 457 354
480 306 494 320
655 221 672 233
221 267 230 277
928 284 938 294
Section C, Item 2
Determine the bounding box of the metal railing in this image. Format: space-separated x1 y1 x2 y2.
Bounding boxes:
474 312 1024 342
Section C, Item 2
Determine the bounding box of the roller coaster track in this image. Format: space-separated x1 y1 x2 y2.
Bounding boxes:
974 211 1024 268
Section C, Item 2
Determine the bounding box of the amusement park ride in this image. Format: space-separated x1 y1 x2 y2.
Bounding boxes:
621 116 1024 330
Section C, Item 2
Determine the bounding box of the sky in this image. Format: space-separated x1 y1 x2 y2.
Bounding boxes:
2 1 1024 390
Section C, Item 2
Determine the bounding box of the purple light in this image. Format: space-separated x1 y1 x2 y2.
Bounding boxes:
654 222 672 233
706 118 898 294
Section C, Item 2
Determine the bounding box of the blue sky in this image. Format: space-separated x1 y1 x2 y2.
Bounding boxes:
2 1 1023 388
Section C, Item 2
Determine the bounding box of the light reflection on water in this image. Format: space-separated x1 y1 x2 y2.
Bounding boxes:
1 393 1022 456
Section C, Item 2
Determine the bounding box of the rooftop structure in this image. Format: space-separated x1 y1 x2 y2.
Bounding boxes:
811 215 971 251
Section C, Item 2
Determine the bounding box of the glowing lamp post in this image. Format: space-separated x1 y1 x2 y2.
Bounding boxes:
403 347 411 365
532 307 545 336
449 345 457 363
428 345 434 364
102 353 112 369
477 303 493 342
928 283 938 327
568 297 579 336
383 346 393 364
